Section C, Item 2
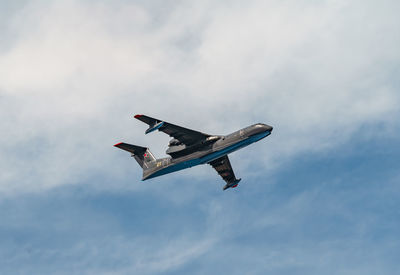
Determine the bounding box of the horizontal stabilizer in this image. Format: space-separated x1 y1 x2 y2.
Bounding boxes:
114 142 147 155
114 142 156 169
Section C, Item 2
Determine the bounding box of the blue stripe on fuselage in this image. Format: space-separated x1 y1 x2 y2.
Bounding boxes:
144 130 271 180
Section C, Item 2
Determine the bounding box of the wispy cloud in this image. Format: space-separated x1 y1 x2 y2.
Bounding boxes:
1 1 400 273
1 0 399 194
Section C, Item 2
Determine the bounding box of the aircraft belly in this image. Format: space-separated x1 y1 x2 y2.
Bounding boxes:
143 158 198 180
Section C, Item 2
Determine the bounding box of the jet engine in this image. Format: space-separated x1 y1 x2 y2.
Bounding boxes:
168 138 182 147
202 136 221 144
166 138 186 157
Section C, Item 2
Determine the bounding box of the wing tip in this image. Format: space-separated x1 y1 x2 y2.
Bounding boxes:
134 114 143 119
114 142 123 147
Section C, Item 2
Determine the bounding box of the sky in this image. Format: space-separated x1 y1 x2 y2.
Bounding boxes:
0 0 399 274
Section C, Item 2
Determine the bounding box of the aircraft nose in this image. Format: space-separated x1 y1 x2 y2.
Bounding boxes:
258 124 273 132
251 123 273 136
264 124 273 132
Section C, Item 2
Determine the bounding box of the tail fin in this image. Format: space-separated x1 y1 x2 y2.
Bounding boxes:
114 142 156 169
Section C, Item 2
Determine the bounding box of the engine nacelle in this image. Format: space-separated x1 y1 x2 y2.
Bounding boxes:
168 138 182 147
166 144 186 156
202 136 221 144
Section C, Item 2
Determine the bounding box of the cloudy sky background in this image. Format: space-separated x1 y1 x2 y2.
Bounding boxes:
1 0 399 274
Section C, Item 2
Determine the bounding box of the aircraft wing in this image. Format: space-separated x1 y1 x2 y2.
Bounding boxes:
209 155 241 190
134 114 211 146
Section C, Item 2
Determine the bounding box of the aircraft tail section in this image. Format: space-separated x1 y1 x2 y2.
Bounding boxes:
114 142 156 169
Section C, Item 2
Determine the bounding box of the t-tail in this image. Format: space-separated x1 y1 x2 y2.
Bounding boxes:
114 143 156 175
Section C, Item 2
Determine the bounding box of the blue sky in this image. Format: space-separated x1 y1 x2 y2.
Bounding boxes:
1 0 399 274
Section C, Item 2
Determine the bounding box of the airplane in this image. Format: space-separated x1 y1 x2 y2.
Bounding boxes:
114 114 273 190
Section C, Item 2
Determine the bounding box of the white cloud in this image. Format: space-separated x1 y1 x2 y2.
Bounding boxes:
0 0 399 194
